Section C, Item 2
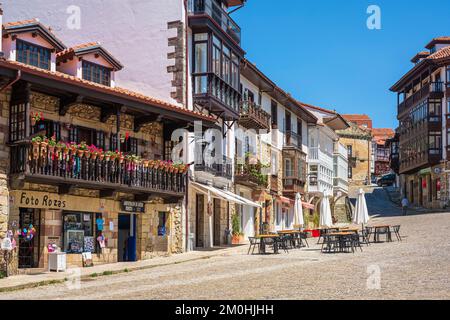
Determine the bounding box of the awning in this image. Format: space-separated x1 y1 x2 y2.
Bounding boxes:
191 182 261 208
277 196 292 205
221 190 262 209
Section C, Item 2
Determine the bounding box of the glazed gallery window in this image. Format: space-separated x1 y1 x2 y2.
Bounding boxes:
82 61 111 86
193 33 208 94
428 99 442 122
69 126 106 150
428 132 442 155
63 212 96 254
9 103 26 142
32 120 61 141
16 39 51 70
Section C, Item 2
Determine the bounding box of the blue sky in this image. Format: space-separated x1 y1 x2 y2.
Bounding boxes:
232 0 450 129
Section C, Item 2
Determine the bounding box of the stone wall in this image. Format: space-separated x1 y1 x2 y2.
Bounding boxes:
0 90 10 275
339 137 371 185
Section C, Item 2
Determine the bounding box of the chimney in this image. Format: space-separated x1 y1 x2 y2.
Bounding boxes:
0 3 3 57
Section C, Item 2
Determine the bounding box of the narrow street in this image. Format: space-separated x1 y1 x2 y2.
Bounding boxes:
1 187 449 300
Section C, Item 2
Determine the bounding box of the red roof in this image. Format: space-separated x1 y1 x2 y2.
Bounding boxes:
372 128 395 137
342 114 371 121
0 59 215 122
299 102 336 115
2 18 40 28
425 36 450 49
427 46 450 60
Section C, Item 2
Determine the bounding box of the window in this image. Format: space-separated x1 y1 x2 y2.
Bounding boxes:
271 152 278 176
428 99 442 122
429 132 442 154
69 126 105 150
212 35 221 76
110 133 138 154
9 103 26 142
63 212 96 254
82 61 111 86
447 66 450 87
348 165 353 179
271 100 278 127
193 33 208 95
284 158 293 177
16 39 51 70
347 145 353 157
32 120 61 141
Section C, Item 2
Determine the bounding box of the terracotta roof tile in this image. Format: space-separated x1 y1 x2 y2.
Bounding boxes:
3 18 40 28
425 36 450 49
342 114 371 121
427 46 450 60
0 59 215 122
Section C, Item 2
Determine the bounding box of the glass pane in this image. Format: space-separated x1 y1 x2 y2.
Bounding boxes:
195 43 208 73
195 76 208 94
194 33 208 41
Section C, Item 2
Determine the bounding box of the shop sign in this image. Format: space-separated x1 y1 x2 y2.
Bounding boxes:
121 201 145 213
1 238 13 251
419 168 432 176
18 192 67 209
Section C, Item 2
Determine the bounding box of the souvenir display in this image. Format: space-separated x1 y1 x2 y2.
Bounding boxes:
20 224 36 242
84 236 95 253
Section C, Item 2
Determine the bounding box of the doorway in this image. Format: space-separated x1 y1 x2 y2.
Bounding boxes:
195 194 205 248
213 199 221 246
118 214 137 262
18 208 41 269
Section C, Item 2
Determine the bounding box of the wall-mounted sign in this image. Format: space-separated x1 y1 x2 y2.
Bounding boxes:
121 201 145 213
17 192 67 209
1 238 13 251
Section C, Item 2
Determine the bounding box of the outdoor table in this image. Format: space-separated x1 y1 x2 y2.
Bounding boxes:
372 225 392 243
278 230 302 248
257 235 280 254
324 232 355 253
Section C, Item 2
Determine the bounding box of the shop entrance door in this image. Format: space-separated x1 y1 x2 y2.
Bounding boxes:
18 208 41 269
195 194 205 248
213 199 221 246
118 214 137 262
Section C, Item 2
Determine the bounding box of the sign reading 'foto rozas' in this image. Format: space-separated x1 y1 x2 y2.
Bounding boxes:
10 191 115 213
19 192 67 209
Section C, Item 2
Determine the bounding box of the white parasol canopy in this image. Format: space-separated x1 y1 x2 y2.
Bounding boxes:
319 192 333 228
353 188 370 225
294 193 304 226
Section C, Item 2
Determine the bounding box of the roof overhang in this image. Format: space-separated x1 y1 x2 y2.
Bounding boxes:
323 115 349 131
0 59 216 127
3 21 66 52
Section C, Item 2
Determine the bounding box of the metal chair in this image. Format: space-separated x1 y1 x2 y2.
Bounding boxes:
321 234 339 253
247 237 260 255
300 231 309 248
391 225 402 241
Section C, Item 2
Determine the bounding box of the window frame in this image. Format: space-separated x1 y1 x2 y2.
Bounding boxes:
16 39 51 70
82 60 112 86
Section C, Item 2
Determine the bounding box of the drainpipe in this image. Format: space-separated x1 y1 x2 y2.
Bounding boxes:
0 70 21 93
183 0 190 252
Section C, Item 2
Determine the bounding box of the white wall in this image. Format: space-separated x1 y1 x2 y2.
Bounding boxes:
2 0 184 105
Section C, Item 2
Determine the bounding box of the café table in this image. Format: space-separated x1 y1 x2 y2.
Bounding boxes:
257 234 280 254
372 225 392 243
323 232 355 253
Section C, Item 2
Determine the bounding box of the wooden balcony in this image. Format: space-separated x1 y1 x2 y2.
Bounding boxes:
10 142 187 200
238 101 271 131
283 131 302 150
235 160 269 189
282 177 305 197
194 155 233 180
398 82 444 117
399 150 441 174
270 175 279 194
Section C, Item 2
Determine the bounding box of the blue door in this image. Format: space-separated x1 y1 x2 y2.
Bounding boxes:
127 214 137 262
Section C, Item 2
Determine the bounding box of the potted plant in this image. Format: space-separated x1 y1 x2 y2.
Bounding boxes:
231 214 244 245
99 150 105 161
30 111 43 126
78 141 88 157
105 151 114 162
47 135 57 155
143 160 149 168
118 152 125 164
31 136 43 159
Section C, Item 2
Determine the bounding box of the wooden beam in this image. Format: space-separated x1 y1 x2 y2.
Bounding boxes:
58 184 74 195
134 114 162 133
100 189 117 198
100 106 117 123
60 95 83 116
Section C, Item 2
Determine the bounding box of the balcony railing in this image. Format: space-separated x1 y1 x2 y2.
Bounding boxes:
307 147 334 169
238 101 271 130
195 155 233 180
398 82 444 115
10 142 187 197
188 0 241 44
235 158 269 188
283 131 302 150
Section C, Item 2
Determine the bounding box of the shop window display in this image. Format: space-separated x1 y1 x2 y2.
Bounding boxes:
63 212 97 253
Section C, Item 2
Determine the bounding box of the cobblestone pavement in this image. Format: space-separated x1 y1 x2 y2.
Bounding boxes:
1 208 449 300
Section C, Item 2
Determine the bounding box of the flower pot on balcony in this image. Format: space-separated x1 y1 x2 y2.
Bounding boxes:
77 150 85 157
105 155 111 162
143 160 149 168
32 143 40 159
91 152 98 160
119 156 125 164
40 142 48 157
99 153 105 161
84 151 91 159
